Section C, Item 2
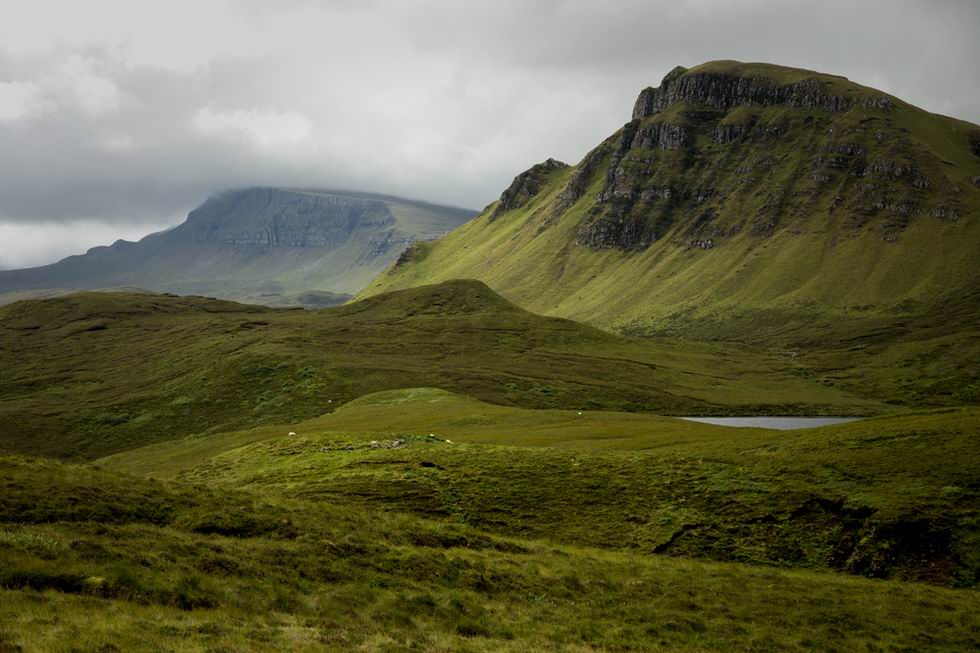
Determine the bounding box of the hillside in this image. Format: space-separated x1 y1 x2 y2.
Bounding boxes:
0 281 881 460
0 187 475 307
360 61 980 403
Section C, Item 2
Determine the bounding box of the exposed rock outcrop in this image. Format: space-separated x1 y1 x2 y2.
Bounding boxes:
490 158 568 220
568 62 969 252
631 68 892 120
553 144 610 217
630 122 693 151
186 188 396 248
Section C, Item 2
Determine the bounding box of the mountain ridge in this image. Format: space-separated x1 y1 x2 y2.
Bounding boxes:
0 187 476 307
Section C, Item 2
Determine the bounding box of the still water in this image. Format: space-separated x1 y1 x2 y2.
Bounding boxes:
679 416 861 430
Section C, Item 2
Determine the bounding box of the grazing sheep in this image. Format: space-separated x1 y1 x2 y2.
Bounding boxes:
288 431 297 436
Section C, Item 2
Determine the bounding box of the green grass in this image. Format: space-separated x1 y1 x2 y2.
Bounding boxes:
0 282 882 460
103 388 980 587
2 454 979 652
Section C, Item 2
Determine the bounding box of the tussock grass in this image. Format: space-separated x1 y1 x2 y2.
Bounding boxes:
1 455 978 652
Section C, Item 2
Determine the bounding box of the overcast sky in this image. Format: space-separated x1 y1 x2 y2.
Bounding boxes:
0 0 977 269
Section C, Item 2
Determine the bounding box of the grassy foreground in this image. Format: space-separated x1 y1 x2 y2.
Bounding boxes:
0 281 976 650
2 455 979 652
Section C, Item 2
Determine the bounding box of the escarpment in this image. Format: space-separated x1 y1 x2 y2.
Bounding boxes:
0 187 475 306
490 158 568 220
186 188 398 249
631 65 893 120
551 61 976 251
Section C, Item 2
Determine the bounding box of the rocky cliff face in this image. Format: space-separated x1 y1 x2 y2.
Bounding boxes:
184 188 397 249
631 66 893 119
547 61 974 251
0 187 476 305
490 158 568 220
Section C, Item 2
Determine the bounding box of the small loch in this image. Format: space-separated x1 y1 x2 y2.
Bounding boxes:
678 416 861 430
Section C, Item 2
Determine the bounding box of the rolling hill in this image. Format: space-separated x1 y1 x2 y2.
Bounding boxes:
359 61 980 403
0 187 475 307
0 280 882 460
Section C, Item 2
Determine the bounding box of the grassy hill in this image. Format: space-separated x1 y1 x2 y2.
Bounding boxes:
0 282 882 460
103 388 980 588
359 61 980 404
0 187 475 308
3 454 978 651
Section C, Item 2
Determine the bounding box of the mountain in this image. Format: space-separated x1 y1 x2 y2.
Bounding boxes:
0 187 476 307
359 61 980 401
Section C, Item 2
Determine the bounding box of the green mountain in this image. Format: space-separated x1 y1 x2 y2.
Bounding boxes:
0 187 475 307
360 61 980 403
0 280 883 460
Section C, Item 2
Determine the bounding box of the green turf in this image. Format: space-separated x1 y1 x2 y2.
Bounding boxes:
2 59 978 652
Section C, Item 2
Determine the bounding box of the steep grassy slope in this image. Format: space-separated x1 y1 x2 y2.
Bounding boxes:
104 388 980 587
0 188 475 307
0 282 879 460
360 61 980 403
3 455 979 652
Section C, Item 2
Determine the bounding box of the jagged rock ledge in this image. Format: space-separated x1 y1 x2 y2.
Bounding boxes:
632 65 893 119
490 158 568 220
187 188 395 248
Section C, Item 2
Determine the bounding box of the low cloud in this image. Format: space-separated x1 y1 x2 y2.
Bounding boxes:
0 80 41 122
192 107 314 148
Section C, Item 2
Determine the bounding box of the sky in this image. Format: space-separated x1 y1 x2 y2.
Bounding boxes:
0 0 977 269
